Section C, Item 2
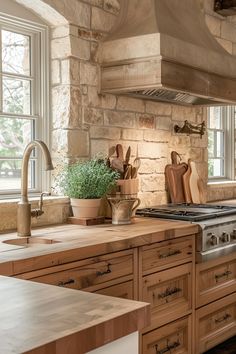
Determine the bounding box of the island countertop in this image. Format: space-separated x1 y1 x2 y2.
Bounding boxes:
0 218 199 276
0 276 149 354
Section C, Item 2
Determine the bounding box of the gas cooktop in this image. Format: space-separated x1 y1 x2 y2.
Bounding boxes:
136 203 236 222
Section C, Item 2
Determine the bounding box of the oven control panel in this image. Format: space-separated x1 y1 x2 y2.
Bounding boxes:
200 220 236 252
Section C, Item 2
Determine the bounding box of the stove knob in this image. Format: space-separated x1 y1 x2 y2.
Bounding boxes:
220 232 229 243
208 234 217 246
230 229 236 240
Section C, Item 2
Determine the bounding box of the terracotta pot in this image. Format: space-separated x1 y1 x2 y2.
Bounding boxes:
70 198 101 218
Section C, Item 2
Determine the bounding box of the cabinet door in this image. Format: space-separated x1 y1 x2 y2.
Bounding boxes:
142 316 191 354
141 263 192 330
142 237 193 275
28 250 134 292
196 293 236 354
196 255 236 308
95 280 134 299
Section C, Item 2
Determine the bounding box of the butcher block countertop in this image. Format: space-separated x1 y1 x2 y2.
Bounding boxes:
0 218 199 276
0 276 149 354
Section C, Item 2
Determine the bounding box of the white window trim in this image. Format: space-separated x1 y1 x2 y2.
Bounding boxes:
208 106 235 182
0 12 50 199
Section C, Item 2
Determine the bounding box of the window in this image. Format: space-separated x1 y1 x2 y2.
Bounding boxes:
208 106 234 180
0 14 49 196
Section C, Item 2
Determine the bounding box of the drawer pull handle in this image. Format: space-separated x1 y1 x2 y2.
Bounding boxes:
58 279 75 287
215 313 231 323
96 263 111 276
157 286 182 299
159 249 181 259
155 340 180 354
215 270 232 281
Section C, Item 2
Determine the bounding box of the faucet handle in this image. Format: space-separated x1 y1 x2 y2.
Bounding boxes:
31 191 50 218
39 191 51 213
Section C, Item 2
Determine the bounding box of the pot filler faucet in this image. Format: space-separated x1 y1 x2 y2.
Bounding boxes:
17 140 54 237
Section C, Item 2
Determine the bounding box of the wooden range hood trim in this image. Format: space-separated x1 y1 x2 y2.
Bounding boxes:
101 59 236 106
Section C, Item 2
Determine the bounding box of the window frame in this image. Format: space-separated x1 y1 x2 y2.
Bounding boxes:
208 106 235 182
0 12 50 199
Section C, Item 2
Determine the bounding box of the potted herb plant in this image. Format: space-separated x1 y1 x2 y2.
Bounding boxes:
56 159 119 218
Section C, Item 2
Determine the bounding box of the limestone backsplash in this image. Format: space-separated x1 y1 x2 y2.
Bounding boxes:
1 0 236 232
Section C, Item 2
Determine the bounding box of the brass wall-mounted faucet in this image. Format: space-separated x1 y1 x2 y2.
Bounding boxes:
17 140 54 237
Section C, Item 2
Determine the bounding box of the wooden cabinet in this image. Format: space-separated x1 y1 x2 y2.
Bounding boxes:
142 263 192 329
17 249 137 298
196 293 236 353
139 236 194 352
142 236 193 275
95 280 134 299
142 316 191 354
15 233 196 353
196 253 236 308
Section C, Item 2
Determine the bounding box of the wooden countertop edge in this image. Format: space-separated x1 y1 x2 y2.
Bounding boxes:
24 305 150 354
0 220 199 276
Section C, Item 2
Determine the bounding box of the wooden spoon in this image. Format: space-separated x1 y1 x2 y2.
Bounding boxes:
125 146 131 165
116 144 124 163
132 158 141 178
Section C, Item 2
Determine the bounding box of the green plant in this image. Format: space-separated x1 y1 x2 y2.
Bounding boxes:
56 159 119 199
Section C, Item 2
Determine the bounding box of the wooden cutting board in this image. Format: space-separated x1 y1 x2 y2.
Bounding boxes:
189 161 201 204
165 151 188 203
182 161 192 204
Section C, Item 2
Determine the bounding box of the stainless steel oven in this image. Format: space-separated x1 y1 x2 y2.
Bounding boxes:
136 203 236 261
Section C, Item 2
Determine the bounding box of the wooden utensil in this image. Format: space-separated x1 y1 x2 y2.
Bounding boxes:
111 158 124 174
125 146 131 165
182 160 192 203
189 161 201 204
165 151 188 203
116 144 124 162
124 165 132 179
131 158 141 178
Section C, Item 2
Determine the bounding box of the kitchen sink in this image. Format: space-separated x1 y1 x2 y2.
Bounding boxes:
3 237 61 246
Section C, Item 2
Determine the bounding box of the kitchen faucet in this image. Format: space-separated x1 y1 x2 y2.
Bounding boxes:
17 140 54 237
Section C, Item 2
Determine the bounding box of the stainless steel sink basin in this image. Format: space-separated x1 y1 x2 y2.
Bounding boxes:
3 237 61 246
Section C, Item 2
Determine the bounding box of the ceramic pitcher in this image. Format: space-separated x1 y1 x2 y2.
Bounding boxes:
107 197 140 225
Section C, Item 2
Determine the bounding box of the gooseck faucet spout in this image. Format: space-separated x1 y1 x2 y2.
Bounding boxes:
17 140 54 236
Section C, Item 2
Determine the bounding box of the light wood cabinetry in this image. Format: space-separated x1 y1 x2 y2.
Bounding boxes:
142 236 193 274
142 263 192 329
142 316 191 354
195 252 236 353
196 293 236 353
196 253 236 308
17 249 137 299
139 236 194 353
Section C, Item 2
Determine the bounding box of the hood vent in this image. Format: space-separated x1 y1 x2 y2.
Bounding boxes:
128 89 223 105
99 0 236 106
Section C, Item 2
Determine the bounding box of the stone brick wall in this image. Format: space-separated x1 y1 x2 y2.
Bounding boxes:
47 0 208 207
2 0 236 233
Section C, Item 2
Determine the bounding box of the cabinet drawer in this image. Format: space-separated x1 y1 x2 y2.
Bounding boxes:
141 263 192 329
196 256 236 308
196 293 236 354
29 251 134 291
142 236 193 275
142 316 191 354
94 280 134 299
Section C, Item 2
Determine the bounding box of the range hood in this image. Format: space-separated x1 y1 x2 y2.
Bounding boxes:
99 0 236 106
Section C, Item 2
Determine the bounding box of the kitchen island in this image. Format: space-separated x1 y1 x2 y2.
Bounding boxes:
0 275 149 354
